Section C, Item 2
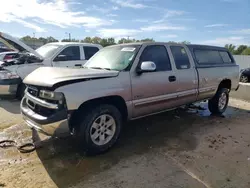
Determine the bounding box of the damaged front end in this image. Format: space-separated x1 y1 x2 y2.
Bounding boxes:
0 53 43 95
0 52 43 69
21 85 69 136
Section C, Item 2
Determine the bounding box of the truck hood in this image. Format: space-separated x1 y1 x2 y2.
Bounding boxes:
0 32 43 59
23 67 119 87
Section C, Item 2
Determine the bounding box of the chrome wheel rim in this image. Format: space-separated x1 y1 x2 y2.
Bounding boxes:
218 93 227 110
90 114 116 146
240 75 248 83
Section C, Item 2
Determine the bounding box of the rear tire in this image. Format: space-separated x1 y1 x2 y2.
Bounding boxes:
16 83 26 100
208 88 229 115
74 104 122 155
240 75 248 83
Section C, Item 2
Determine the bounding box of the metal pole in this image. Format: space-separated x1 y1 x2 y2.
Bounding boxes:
69 33 71 41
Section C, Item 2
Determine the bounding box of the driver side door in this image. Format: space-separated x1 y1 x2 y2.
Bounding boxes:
131 44 178 118
53 46 83 67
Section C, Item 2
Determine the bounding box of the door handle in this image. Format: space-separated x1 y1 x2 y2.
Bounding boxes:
169 76 176 82
75 64 82 67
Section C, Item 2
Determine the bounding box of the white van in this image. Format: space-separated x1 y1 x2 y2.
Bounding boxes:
0 32 102 98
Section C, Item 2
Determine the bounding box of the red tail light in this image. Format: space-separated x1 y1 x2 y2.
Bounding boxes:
3 55 13 60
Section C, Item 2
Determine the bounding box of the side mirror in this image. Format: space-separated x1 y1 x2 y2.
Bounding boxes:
137 61 156 73
54 54 67 62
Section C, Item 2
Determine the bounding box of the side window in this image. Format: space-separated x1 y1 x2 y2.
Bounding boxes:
84 46 99 60
219 51 233 63
140 45 171 71
55 46 80 61
194 49 223 64
170 46 190 69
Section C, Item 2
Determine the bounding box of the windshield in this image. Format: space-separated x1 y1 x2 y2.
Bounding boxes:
35 44 61 58
84 45 140 71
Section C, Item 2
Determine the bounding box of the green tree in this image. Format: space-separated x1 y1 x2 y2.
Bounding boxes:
180 41 190 44
107 38 116 45
38 37 47 44
61 39 71 42
100 38 108 47
38 37 58 44
82 37 92 43
70 39 80 42
46 36 58 43
91 37 102 44
99 38 116 47
168 41 177 43
225 44 236 54
21 35 59 45
21 35 38 42
242 48 250 55
234 45 248 55
140 38 155 42
118 38 135 44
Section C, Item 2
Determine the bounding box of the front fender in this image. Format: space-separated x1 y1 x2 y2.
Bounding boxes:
55 72 132 110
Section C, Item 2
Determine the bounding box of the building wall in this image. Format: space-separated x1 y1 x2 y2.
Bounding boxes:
233 55 250 69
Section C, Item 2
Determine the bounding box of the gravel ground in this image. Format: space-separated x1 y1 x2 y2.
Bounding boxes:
0 98 250 188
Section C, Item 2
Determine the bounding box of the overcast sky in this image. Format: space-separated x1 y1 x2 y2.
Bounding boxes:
0 0 249 46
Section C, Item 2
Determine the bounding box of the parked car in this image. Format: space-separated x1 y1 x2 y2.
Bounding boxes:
240 68 250 83
0 32 102 99
21 42 239 155
0 51 19 61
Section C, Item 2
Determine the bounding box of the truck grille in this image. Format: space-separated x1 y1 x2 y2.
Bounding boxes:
27 86 39 97
25 85 62 117
26 86 59 104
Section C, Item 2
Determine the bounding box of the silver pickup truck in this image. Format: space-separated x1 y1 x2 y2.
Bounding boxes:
20 42 239 155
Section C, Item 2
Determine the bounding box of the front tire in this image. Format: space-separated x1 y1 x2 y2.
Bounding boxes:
208 88 229 115
16 83 26 100
74 104 122 155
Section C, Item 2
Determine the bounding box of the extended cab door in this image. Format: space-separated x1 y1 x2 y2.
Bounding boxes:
52 45 83 67
130 44 179 118
168 45 198 105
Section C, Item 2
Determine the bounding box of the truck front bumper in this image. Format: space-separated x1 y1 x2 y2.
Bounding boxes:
0 78 20 95
21 92 70 136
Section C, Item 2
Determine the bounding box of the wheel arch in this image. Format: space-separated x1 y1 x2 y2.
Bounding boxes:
217 79 231 92
68 95 128 131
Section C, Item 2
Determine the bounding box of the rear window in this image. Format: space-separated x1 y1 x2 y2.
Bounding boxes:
170 46 190 69
219 51 233 63
194 49 223 64
194 49 234 64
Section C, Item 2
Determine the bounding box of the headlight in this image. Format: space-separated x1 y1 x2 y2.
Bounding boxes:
39 90 64 101
0 71 19 80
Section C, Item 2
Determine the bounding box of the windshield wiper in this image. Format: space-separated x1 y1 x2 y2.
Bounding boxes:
88 67 111 70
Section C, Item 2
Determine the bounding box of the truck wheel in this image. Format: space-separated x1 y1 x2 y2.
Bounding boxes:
74 104 122 155
240 75 248 83
16 83 26 100
208 88 229 115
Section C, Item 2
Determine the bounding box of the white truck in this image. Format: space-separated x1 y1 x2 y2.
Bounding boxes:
0 32 102 99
